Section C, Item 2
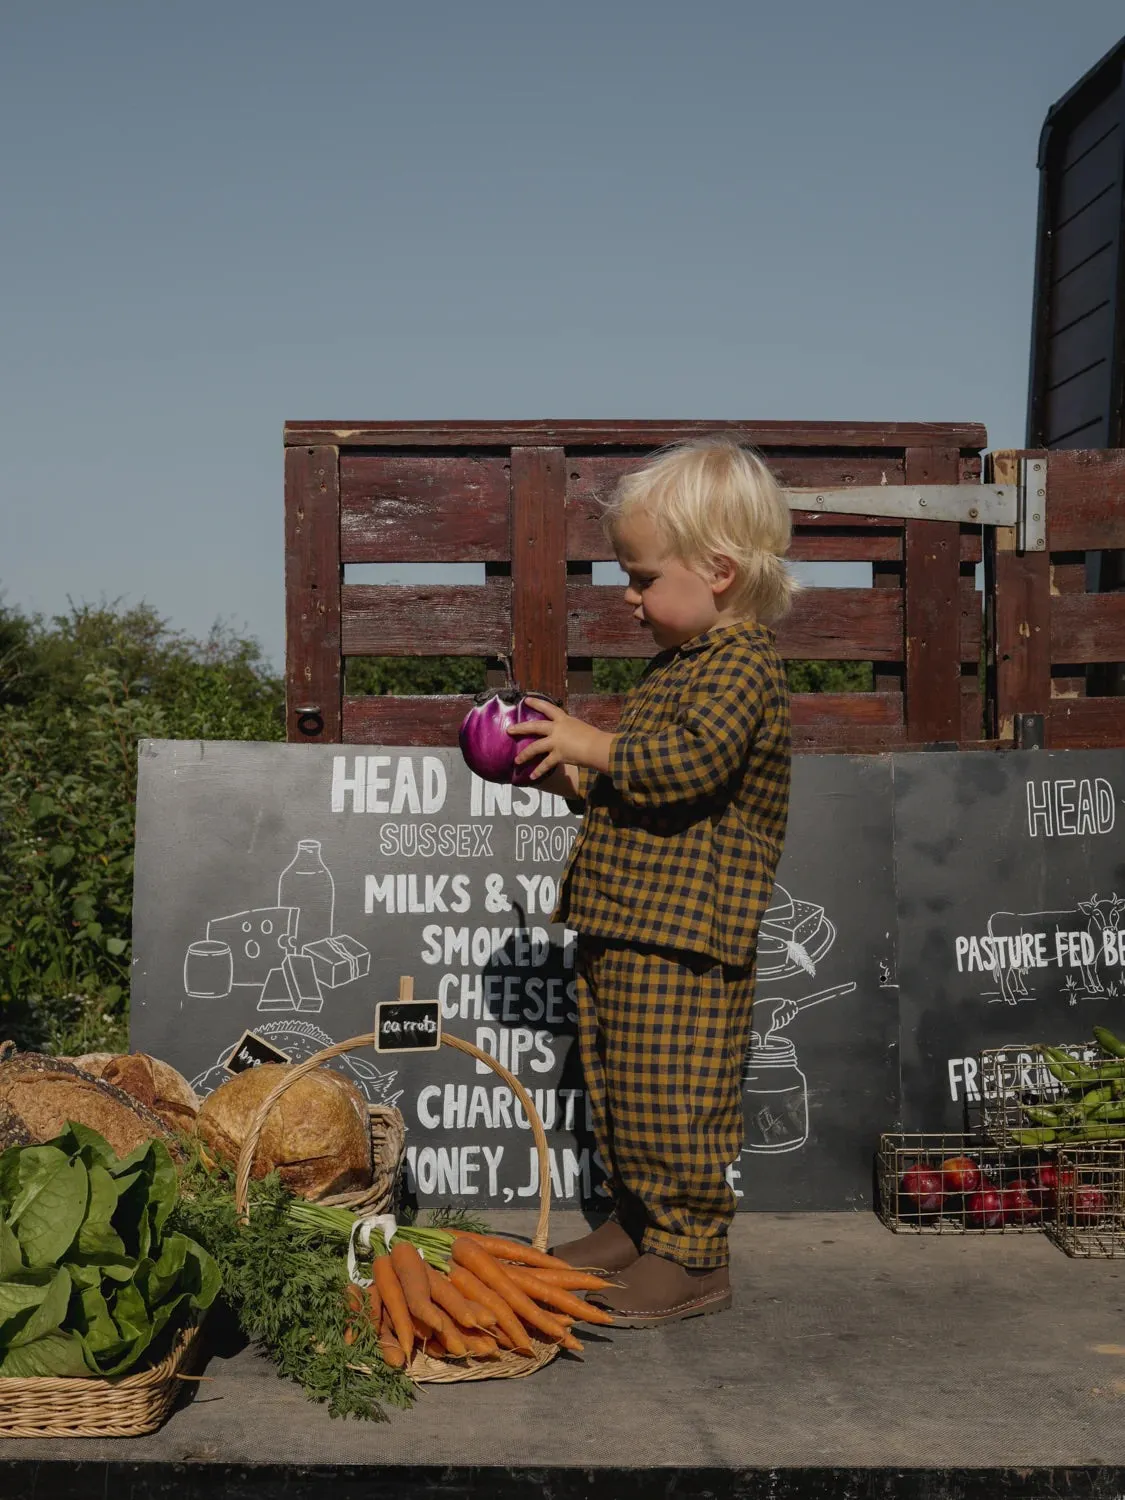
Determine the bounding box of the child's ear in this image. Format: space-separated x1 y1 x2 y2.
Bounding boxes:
708 554 738 596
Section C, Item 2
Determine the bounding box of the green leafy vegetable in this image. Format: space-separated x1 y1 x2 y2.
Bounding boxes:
0 1128 220 1379
0 1330 90 1378
9 1150 89 1268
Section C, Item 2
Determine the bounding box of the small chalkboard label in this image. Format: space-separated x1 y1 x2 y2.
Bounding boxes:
374 1000 442 1054
224 1029 293 1074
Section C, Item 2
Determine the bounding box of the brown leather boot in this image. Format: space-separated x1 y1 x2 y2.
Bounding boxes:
548 1218 640 1275
588 1251 731 1327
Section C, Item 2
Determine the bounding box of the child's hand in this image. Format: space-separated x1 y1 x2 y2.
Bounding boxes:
508 698 614 780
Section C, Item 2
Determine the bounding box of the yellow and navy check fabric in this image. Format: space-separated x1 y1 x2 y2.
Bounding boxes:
577 940 757 1267
556 619 791 966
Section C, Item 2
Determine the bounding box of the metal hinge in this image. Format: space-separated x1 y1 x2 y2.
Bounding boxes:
787 461 1046 554
1015 457 1046 553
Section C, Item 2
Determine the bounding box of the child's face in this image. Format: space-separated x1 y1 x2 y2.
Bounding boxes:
612 510 731 651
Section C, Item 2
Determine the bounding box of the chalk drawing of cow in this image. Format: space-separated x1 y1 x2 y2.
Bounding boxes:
987 893 1125 1004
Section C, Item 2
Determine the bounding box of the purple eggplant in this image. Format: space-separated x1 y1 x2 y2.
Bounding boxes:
458 688 554 785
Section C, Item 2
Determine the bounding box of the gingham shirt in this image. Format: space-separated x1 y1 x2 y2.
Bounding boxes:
555 620 791 967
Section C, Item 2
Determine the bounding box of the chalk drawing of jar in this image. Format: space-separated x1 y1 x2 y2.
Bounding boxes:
741 981 857 1154
743 1035 809 1153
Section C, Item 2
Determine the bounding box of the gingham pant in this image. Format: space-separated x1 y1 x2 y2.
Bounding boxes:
576 939 757 1269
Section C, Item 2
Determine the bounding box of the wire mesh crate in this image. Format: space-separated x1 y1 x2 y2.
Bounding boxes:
877 1133 1051 1234
977 1042 1125 1148
1046 1144 1125 1259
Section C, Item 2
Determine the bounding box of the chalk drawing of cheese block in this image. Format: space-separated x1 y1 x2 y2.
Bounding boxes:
206 907 299 986
258 953 324 1013
301 934 372 989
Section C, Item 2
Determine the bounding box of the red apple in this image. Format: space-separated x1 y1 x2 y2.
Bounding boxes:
940 1155 982 1195
1035 1163 1077 1209
1001 1181 1041 1224
1065 1185 1108 1225
965 1188 1006 1228
900 1165 944 1215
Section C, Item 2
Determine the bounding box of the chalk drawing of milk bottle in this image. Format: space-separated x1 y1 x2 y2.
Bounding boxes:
278 839 336 947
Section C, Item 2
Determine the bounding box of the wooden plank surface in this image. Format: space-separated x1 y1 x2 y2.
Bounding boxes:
567 521 981 565
1051 592 1125 663
989 450 1052 740
903 447 963 742
569 690 904 734
342 689 990 751
340 581 510 655
1048 449 1125 550
285 445 342 742
789 531 980 564
287 420 988 450
343 694 471 746
566 583 904 660
1051 552 1089 699
1048 698 1125 748
340 454 510 561
511 447 568 699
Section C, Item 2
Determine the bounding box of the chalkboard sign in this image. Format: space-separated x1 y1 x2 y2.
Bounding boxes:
131 742 898 1213
375 1000 442 1054
224 1029 292 1073
894 749 1125 1133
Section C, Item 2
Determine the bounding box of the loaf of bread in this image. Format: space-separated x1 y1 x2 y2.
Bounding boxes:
74 1052 200 1133
0 1052 183 1159
195 1064 373 1201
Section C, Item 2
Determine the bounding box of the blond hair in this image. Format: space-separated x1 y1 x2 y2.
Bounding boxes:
601 436 796 626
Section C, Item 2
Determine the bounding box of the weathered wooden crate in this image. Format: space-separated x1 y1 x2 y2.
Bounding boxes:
989 448 1125 747
284 420 992 751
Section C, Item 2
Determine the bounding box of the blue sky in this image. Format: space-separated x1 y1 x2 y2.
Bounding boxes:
2 2 1123 670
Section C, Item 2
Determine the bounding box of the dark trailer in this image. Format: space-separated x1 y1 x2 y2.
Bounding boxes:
1027 33 1125 455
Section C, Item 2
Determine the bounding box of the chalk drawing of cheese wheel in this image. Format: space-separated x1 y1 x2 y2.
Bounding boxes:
756 884 835 979
203 906 299 986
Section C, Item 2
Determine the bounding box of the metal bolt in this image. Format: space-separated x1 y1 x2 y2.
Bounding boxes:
1038 488 1045 498
969 508 979 519
919 496 927 506
1036 539 1045 549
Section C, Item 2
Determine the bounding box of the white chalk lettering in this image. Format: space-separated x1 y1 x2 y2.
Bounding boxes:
517 1146 593 1201
515 822 579 864
405 1144 488 1197
333 755 447 814
420 926 554 970
1026 776 1115 837
474 1025 557 1076
365 873 471 915
378 823 493 859
514 874 558 915
413 1083 585 1134
437 972 575 1026
470 777 573 819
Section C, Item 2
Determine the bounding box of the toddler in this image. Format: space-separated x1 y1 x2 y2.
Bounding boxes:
509 436 793 1326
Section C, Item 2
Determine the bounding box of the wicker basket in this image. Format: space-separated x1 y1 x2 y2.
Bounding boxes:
0 1319 205 1439
234 1005 558 1384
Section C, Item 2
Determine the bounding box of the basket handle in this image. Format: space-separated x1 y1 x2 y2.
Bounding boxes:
233 1002 552 1252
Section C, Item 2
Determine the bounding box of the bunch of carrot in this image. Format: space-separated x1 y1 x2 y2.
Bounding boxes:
342 1229 616 1368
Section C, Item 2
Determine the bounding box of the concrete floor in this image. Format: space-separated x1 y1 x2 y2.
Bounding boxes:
4 1210 1125 1470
